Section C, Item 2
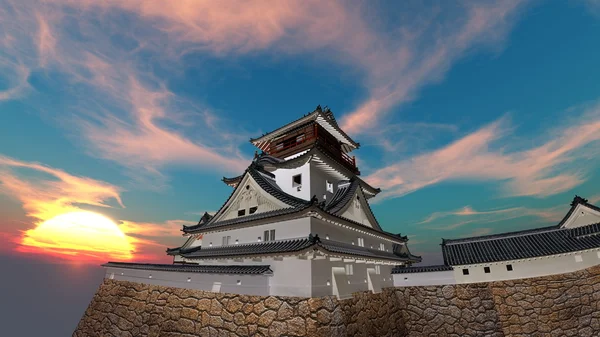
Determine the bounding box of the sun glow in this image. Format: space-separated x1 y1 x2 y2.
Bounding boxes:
20 211 133 262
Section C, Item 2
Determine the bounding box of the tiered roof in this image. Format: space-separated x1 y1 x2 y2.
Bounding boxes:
179 234 416 263
223 149 381 197
250 105 360 153
178 161 404 243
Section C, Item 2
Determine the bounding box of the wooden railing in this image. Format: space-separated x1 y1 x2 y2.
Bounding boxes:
267 123 358 173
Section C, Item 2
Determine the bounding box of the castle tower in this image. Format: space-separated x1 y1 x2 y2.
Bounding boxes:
104 106 421 299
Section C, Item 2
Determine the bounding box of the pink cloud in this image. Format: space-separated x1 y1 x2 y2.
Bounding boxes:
367 102 600 201
339 0 529 135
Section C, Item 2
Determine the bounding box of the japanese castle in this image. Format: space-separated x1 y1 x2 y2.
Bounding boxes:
103 106 420 299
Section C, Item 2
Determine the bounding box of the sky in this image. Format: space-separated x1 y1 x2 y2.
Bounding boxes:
1 0 600 334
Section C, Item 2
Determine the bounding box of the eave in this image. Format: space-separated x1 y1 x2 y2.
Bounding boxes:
250 109 360 153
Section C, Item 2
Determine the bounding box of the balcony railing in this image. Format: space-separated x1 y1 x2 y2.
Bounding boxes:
267 123 358 173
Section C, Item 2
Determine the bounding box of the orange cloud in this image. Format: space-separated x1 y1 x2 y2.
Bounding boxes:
367 103 600 201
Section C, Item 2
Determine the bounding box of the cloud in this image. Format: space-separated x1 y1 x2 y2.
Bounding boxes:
339 0 530 135
367 102 600 201
421 202 572 232
0 155 124 222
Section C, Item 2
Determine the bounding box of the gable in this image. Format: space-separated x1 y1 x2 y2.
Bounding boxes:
560 203 600 229
211 173 292 223
337 186 381 230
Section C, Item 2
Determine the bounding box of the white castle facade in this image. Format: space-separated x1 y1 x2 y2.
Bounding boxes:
104 106 420 299
102 105 600 297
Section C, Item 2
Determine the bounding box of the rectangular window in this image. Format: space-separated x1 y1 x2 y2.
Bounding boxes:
575 255 583 263
222 236 231 245
345 264 354 275
292 174 302 187
462 268 469 275
249 206 258 214
484 266 491 274
263 230 276 242
379 243 385 251
506 264 513 271
357 238 364 247
375 265 381 275
237 209 245 216
326 180 333 193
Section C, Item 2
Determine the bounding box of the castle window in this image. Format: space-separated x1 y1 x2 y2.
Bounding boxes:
357 238 364 247
379 243 385 251
222 236 231 245
326 180 333 193
292 174 302 187
264 230 276 242
462 269 469 275
345 264 354 276
237 209 245 216
375 265 381 275
484 267 490 274
249 206 258 214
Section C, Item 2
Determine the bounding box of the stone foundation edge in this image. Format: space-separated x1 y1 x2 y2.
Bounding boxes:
73 264 600 337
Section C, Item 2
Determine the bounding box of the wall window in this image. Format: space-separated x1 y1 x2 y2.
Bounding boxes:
375 265 381 275
484 266 491 274
379 243 385 251
575 255 583 263
357 238 364 247
462 269 469 275
264 229 276 242
292 174 302 187
345 264 354 275
222 236 231 245
249 206 258 214
237 209 245 216
506 264 513 271
326 180 333 193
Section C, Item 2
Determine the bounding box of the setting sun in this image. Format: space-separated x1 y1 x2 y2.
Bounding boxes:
20 211 133 261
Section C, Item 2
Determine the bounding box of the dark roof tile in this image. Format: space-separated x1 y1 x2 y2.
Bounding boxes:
102 262 273 275
391 265 453 274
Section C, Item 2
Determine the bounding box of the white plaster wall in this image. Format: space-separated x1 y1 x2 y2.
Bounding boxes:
310 258 393 298
201 218 311 247
393 270 456 287
273 163 311 200
310 218 393 253
454 248 600 284
269 258 312 297
563 204 600 228
309 163 340 204
340 200 373 228
104 267 270 296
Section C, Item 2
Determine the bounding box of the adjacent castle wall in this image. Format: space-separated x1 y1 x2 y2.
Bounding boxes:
74 265 600 337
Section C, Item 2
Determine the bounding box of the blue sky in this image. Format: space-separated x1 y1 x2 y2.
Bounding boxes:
1 0 600 266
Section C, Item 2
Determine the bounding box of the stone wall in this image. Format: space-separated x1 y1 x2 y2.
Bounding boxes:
73 265 600 337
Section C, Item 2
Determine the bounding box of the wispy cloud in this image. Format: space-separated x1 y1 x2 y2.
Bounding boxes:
367 102 600 201
0 154 194 262
339 0 530 135
0 155 124 221
421 202 570 232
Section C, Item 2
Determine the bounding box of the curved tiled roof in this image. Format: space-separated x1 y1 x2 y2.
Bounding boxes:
442 221 600 265
249 107 360 149
180 235 419 263
391 265 453 274
102 262 273 275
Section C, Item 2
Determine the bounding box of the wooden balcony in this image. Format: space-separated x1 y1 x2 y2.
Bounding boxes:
266 123 359 174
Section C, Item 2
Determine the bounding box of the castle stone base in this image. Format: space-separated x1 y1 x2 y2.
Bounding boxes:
74 265 600 337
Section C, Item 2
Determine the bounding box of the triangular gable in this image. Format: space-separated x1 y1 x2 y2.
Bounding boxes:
210 171 294 223
336 185 381 230
559 201 600 229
